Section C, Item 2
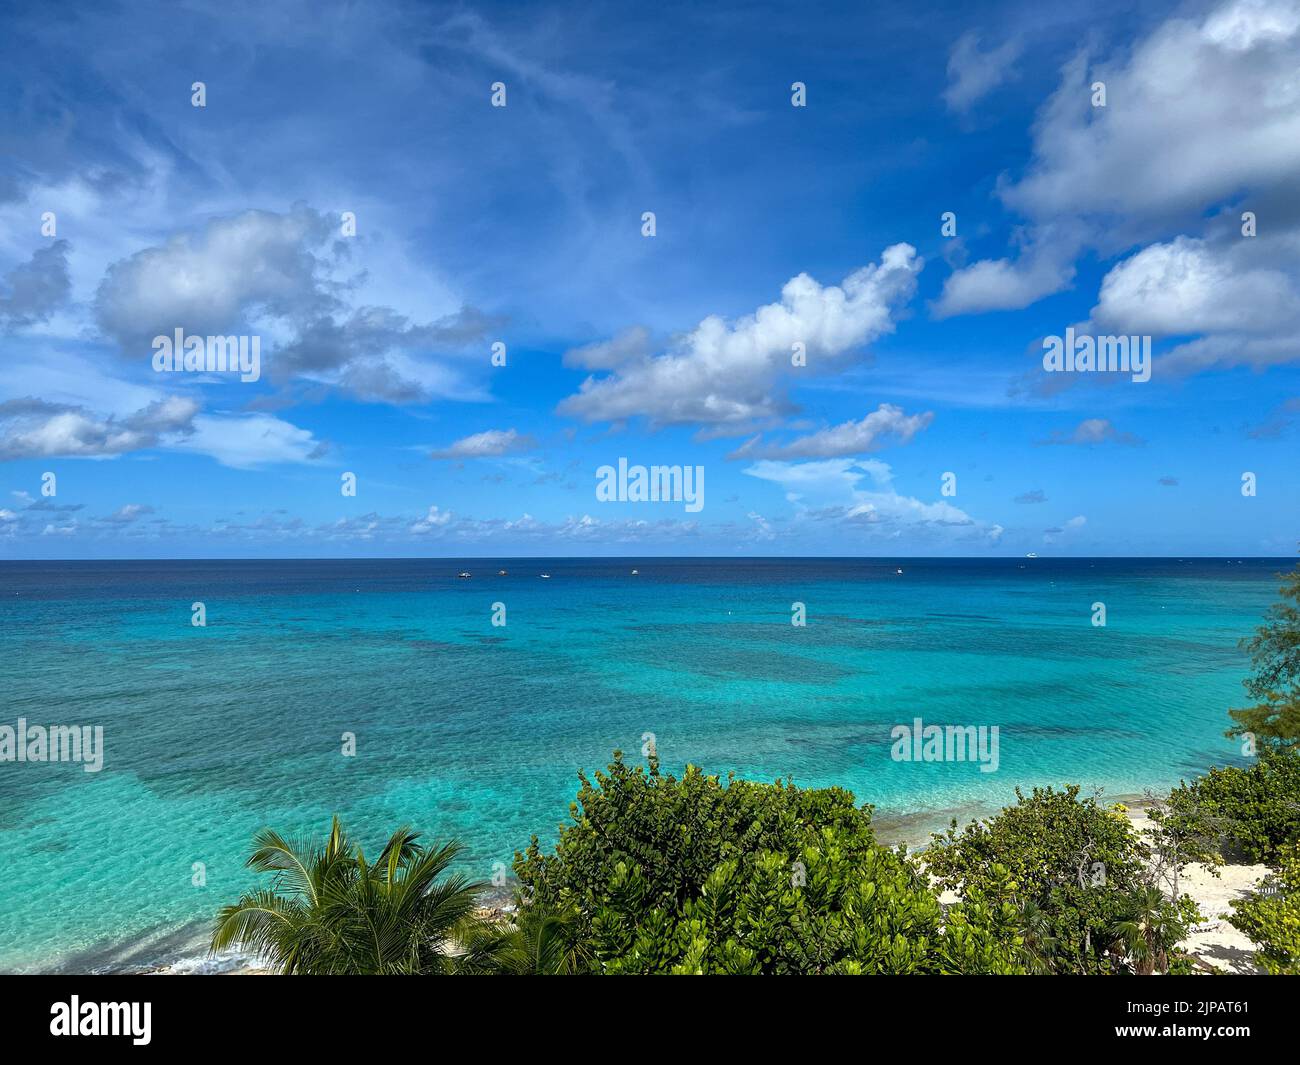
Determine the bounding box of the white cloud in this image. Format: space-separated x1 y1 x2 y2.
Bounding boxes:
1093 235 1299 336
168 413 324 469
91 206 498 403
428 428 537 460
939 0 1300 317
411 505 454 533
933 227 1079 317
729 404 933 459
742 457 994 542
0 395 199 460
559 244 922 426
94 207 335 352
1007 1 1300 224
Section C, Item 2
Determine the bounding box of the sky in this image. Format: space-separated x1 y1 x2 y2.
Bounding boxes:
0 0 1297 558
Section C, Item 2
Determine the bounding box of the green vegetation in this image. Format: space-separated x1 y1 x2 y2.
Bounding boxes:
211 816 504 974
1161 750 1300 864
513 753 1025 973
1228 841 1300 975
924 785 1194 974
1229 562 1300 749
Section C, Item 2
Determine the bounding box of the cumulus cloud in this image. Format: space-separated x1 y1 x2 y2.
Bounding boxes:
0 395 199 460
1093 235 1300 337
559 244 922 426
1037 418 1143 447
1007 1 1300 225
1090 232 1300 375
943 31 1024 112
728 404 933 459
411 505 454 533
94 207 336 351
428 428 537 460
933 227 1080 318
93 206 500 403
939 0 1300 317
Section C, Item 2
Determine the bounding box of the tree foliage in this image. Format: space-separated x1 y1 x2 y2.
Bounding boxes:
514 751 1026 973
1228 841 1300 975
211 816 500 974
1162 750 1300 864
1229 561 1300 749
924 785 1178 973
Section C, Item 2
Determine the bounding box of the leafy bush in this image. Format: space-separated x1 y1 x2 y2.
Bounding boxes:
515 752 1026 973
924 785 1160 973
1229 841 1300 975
1163 750 1300 864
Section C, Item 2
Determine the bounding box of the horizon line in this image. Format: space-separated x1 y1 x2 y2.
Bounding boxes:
1 554 1295 563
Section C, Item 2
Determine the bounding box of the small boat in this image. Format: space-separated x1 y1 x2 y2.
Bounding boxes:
631 569 639 575
539 573 551 579
896 568 903 575
498 569 507 576
456 571 471 579
1025 552 1038 559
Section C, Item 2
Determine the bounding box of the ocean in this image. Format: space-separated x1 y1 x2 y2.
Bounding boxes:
0 556 1286 972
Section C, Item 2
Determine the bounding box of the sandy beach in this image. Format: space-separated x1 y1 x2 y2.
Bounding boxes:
1124 806 1270 975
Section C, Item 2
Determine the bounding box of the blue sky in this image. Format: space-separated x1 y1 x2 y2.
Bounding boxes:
1 0 1297 558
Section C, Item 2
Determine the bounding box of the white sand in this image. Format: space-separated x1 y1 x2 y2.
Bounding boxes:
1125 807 1270 974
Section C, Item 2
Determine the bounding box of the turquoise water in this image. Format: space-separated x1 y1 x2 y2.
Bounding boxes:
0 557 1285 972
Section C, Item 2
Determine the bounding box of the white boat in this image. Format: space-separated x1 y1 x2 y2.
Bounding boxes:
539 573 551 579
456 572 471 579
896 568 903 574
1025 552 1038 559
631 569 639 575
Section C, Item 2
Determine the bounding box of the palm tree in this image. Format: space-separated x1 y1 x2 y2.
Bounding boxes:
212 816 501 974
462 898 591 975
1016 900 1059 974
1111 885 1185 975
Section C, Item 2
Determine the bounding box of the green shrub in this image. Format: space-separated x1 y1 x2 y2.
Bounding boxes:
515 752 1026 974
1164 750 1300 864
1228 842 1300 975
924 785 1160 973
